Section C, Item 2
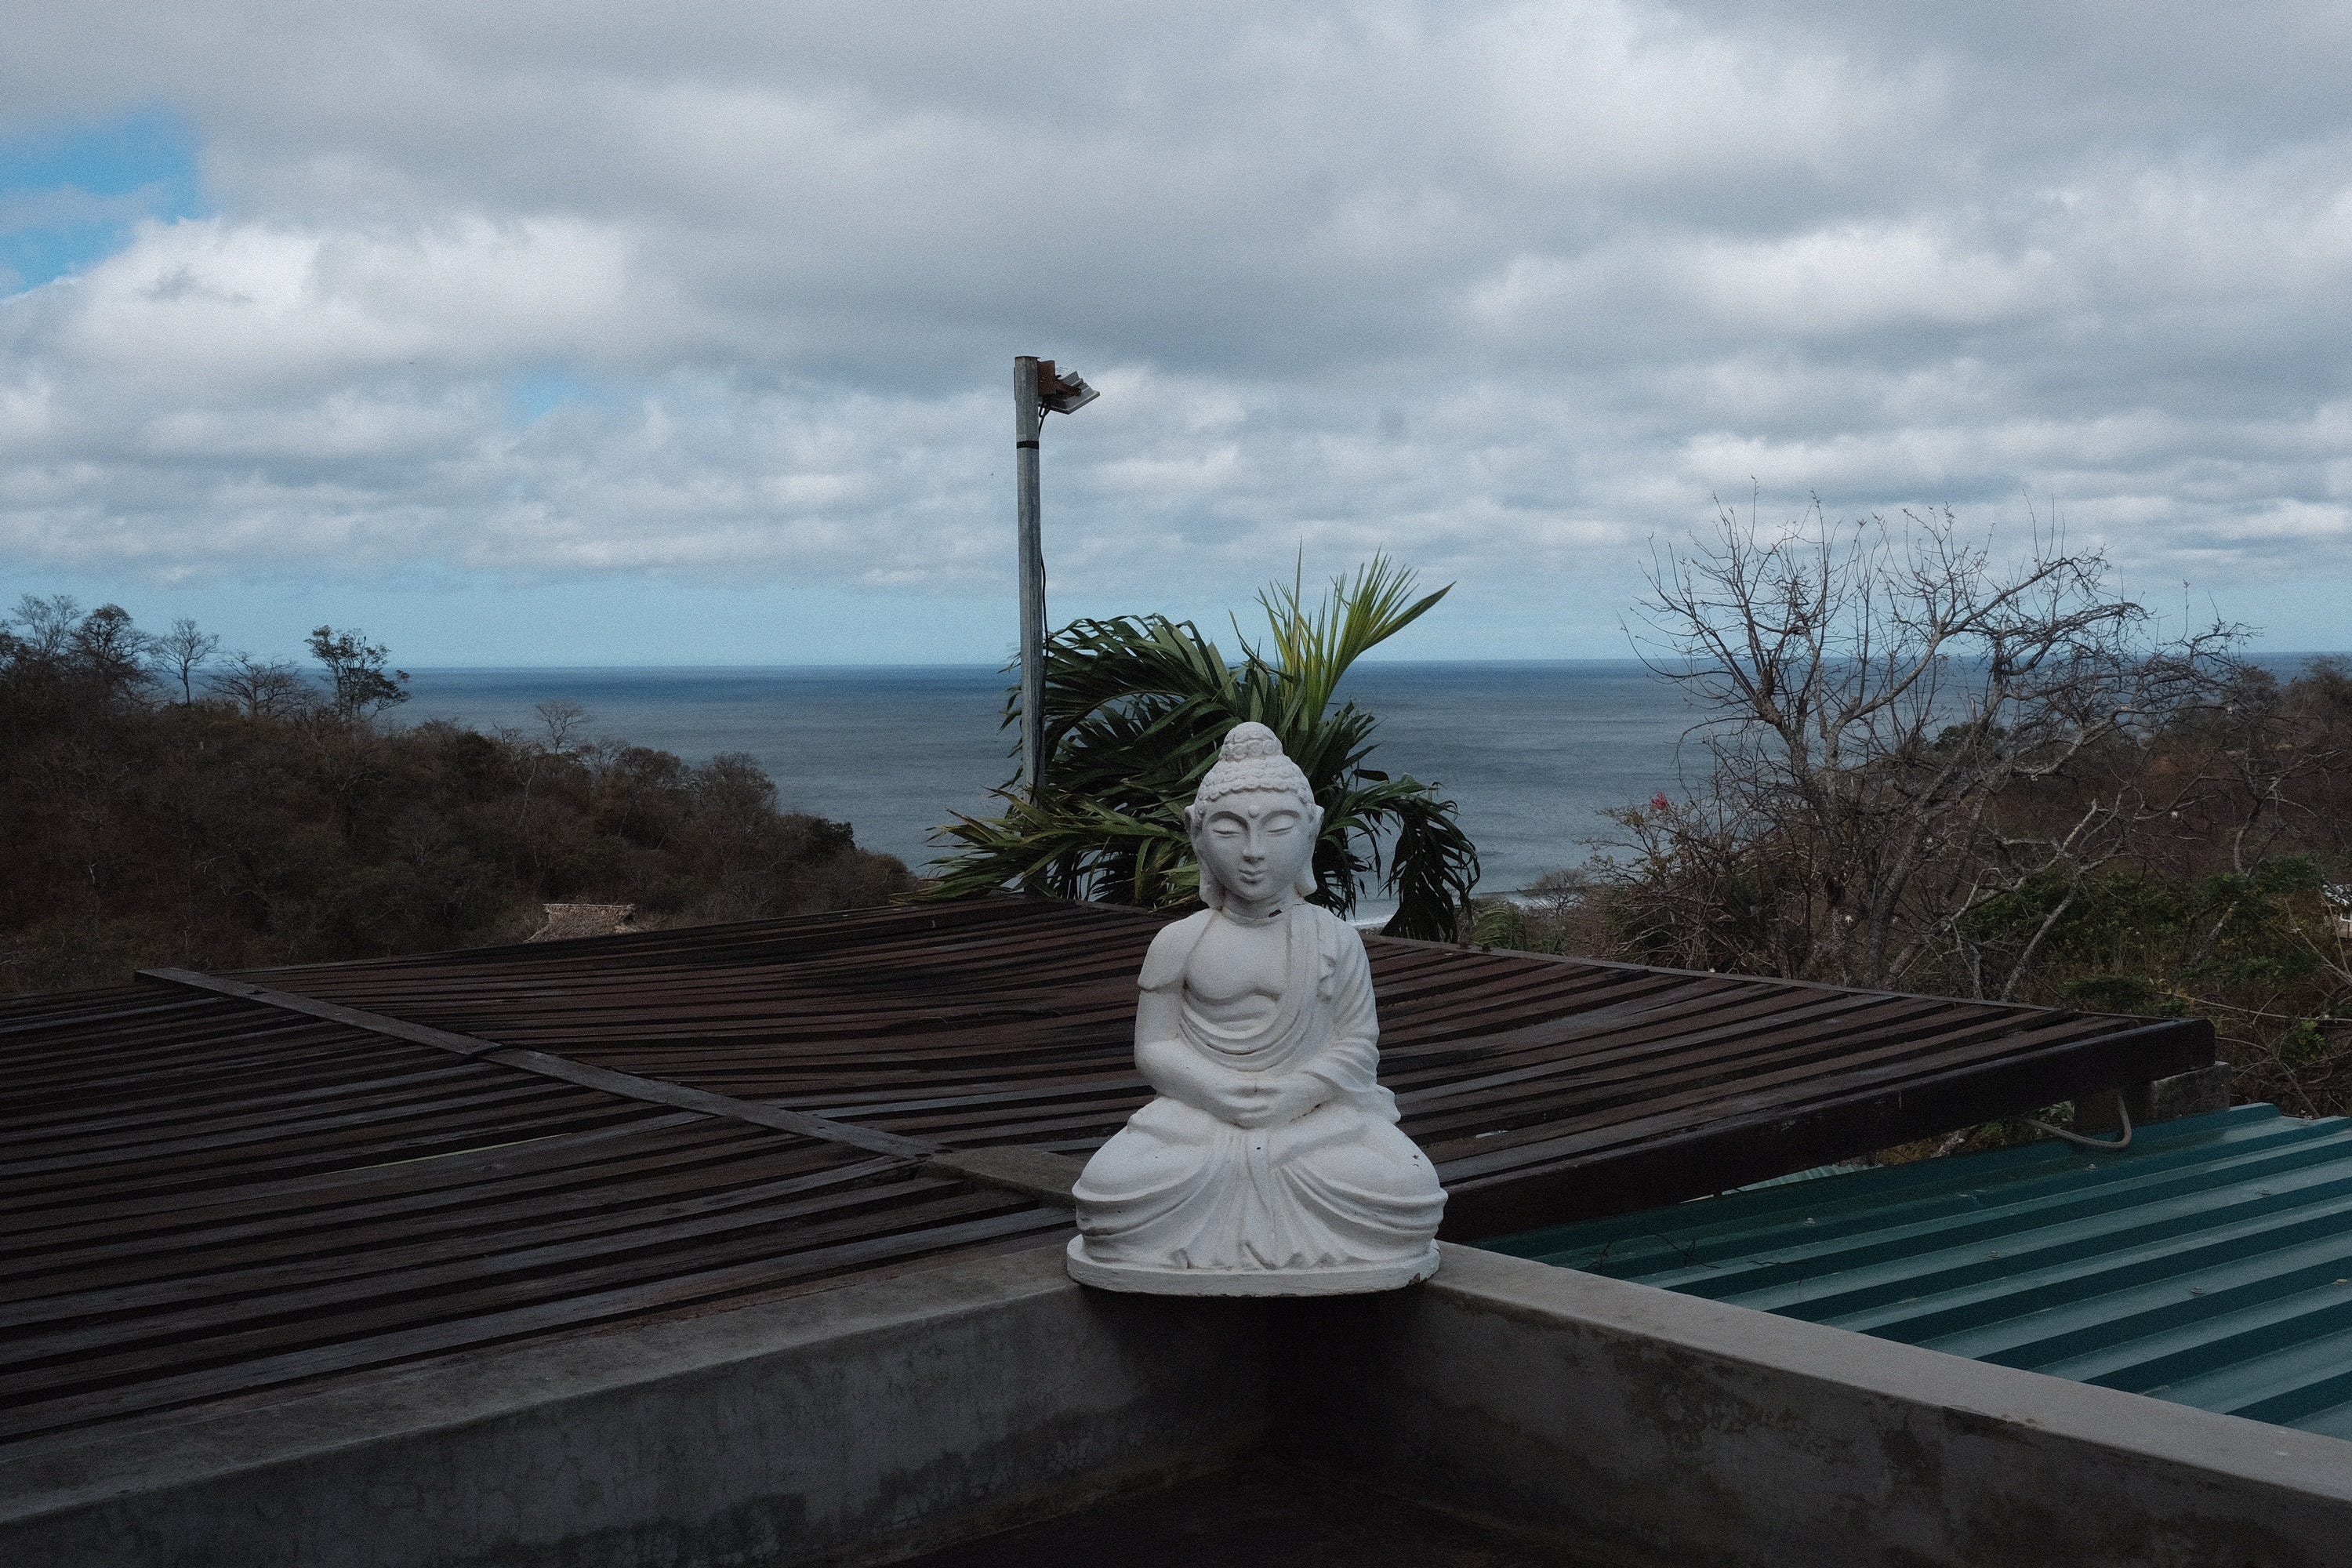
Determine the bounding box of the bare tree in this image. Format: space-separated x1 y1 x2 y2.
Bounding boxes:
534 699 590 754
154 616 221 705
5 597 156 693
9 593 82 659
1610 504 2240 996
206 652 311 719
1525 866 1591 922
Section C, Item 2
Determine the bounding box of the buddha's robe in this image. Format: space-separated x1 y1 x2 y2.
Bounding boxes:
1071 903 1446 1272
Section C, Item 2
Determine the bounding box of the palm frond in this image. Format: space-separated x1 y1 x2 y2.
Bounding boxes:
924 559 1479 936
1254 554 1450 722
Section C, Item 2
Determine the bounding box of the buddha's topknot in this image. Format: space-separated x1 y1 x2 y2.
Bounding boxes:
1221 723 1283 761
1192 721 1314 808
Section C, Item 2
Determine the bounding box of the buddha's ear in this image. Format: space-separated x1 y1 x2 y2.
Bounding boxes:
1294 801 1324 898
1187 807 1226 908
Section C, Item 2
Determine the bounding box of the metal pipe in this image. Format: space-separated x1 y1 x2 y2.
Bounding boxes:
1014 355 1045 797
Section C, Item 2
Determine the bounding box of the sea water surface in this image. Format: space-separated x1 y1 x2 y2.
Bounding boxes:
400 661 1700 899
403 653 2339 909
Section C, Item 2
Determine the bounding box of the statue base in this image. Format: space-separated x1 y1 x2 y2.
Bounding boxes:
1064 1236 1440 1297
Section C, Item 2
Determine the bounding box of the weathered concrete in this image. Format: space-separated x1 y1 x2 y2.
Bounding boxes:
13 1240 2352 1568
2149 1059 2233 1123
893 1452 1617 1567
0 1244 1272 1568
1286 1244 2352 1568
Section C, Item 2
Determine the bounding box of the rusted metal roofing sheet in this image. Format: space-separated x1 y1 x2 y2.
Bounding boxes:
0 982 1068 1448
235 896 2209 1236
1484 1105 2352 1442
0 895 2209 1447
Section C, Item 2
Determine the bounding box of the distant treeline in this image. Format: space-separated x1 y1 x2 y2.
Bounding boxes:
0 596 910 996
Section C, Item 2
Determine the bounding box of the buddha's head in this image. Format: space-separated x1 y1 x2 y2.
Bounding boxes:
1187 722 1323 911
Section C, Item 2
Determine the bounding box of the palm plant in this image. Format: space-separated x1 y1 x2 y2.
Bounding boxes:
925 557 1479 939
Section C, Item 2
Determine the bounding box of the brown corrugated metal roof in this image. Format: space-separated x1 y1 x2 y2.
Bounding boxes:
0 895 2210 1448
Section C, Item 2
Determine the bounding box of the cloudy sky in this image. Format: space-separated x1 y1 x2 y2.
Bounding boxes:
2 1 2347 664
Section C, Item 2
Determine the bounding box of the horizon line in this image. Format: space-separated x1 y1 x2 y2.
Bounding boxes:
390 649 2352 673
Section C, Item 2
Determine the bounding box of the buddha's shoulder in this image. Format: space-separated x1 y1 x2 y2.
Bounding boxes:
1138 909 1215 990
1297 902 1370 957
1152 909 1215 946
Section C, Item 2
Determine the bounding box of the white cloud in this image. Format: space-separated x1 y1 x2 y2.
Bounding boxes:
0 1 2349 653
1472 0 1929 189
24 213 680 394
1682 223 2063 334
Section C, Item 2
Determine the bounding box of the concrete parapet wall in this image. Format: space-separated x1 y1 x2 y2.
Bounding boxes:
0 1246 1271 1568
1291 1243 2352 1568
11 1240 2352 1566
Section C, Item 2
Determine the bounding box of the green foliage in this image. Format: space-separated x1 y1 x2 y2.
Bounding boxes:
926 557 1480 940
0 601 910 995
1468 898 1528 949
2060 974 2174 1016
2277 1018 2342 1071
1964 859 2333 1014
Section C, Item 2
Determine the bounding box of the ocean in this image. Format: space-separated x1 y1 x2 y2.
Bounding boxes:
398 661 1697 902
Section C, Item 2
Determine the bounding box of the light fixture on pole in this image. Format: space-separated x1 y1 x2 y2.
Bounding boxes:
1013 356 1097 798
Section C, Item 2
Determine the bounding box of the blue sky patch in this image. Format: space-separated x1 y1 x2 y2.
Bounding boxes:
0 112 205 292
509 370 600 424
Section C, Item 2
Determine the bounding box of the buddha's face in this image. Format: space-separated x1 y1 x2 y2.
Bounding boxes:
1192 787 1319 910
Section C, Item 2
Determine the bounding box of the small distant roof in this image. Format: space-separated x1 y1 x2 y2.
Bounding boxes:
1488 1104 2352 1441
0 895 2209 1449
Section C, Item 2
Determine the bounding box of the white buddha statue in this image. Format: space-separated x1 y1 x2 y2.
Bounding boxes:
1065 722 1446 1295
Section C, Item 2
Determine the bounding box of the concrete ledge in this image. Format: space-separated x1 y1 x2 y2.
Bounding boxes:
0 1247 1272 1568
1288 1243 2352 1568
16 1240 2352 1568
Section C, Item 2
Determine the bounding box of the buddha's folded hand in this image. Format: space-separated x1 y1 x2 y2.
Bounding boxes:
1228 1072 1330 1129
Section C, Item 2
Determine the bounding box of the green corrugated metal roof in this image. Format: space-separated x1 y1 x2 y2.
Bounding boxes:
1483 1104 2352 1440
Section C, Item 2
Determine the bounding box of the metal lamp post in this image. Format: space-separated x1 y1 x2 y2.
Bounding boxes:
1013 355 1097 798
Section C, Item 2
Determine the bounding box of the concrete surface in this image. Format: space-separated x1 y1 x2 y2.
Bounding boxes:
9 1241 2352 1567
2149 1059 2233 1123
895 1452 1621 1567
0 1243 1272 1568
1289 1244 2352 1568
